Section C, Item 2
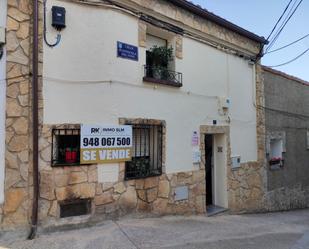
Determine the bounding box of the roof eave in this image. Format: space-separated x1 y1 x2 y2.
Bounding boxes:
169 0 268 45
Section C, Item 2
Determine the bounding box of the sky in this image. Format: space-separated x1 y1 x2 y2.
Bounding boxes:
191 0 309 81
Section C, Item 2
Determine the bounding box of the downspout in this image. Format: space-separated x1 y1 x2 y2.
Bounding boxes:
28 0 39 240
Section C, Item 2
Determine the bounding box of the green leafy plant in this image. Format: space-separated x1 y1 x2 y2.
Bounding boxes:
147 46 174 80
149 45 173 68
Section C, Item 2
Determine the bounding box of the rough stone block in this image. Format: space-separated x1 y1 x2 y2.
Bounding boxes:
119 186 137 210
144 177 158 189
114 182 126 194
146 188 158 203
158 180 170 198
68 171 88 185
40 171 55 200
95 192 113 206
80 183 96 198
4 188 26 213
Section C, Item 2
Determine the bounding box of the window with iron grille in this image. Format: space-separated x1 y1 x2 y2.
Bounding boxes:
125 124 163 180
52 129 80 166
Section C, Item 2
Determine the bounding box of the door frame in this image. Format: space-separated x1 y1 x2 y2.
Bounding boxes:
200 125 230 211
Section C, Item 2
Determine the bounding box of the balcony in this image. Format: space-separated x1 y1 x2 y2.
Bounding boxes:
143 65 183 87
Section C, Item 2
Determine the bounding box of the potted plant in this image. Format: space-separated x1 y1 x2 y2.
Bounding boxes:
65 147 77 164
148 45 173 80
269 156 283 169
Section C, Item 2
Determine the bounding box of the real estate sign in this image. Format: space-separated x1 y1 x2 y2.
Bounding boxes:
80 124 132 164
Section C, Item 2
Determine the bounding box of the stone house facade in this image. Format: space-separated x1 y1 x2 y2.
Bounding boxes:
0 0 268 231
262 66 309 211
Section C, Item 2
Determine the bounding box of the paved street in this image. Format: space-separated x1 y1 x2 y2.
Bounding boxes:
1 209 309 249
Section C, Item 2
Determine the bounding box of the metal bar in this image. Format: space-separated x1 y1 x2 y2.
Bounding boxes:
152 125 155 173
51 129 54 165
143 65 183 84
139 127 142 158
156 126 159 171
134 127 137 158
159 126 163 173
144 127 146 157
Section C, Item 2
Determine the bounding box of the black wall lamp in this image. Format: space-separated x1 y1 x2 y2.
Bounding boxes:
44 0 66 47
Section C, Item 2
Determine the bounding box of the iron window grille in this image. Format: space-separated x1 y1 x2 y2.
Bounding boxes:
125 124 163 180
144 65 183 86
51 129 80 166
143 50 183 87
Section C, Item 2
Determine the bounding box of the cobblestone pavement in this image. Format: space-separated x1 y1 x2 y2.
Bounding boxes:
1 209 309 249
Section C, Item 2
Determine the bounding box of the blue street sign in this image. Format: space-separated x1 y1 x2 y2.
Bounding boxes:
117 41 138 61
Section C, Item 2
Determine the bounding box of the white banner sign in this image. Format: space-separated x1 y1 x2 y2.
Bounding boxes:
80 125 132 164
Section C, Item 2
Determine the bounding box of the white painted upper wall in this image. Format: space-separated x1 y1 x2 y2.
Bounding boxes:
43 1 257 174
0 0 7 203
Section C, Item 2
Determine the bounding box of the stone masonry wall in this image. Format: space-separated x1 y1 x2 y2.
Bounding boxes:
227 63 266 213
36 123 205 226
1 0 32 228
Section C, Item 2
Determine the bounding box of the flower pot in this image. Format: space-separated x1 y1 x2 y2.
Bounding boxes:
65 149 77 164
153 68 162 80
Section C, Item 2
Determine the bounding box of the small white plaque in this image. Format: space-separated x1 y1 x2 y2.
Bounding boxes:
231 156 241 170
192 149 201 164
192 131 199 146
97 164 119 183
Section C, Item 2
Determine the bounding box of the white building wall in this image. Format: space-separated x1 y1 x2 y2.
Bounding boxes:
0 0 7 203
43 2 257 175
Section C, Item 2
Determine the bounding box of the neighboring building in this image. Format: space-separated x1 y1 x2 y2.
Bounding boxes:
263 66 309 211
1 0 268 230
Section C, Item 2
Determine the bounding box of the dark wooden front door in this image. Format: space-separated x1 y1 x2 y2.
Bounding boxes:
205 134 213 206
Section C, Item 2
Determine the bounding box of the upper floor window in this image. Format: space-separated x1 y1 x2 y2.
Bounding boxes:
143 34 182 87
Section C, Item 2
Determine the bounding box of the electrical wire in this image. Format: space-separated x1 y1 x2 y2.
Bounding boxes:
43 0 61 47
265 0 294 42
257 105 309 120
267 47 309 68
257 0 294 57
265 33 309 54
265 0 299 52
265 0 303 53
43 76 219 99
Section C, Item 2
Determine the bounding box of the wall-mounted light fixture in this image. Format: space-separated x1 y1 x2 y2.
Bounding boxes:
0 27 5 60
44 0 66 47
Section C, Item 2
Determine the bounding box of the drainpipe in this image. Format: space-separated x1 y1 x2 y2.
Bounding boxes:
28 0 39 240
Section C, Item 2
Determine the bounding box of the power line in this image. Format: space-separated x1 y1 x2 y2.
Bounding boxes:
258 0 294 57
257 105 309 121
265 0 303 53
266 0 299 52
267 47 309 68
265 33 309 55
265 0 293 42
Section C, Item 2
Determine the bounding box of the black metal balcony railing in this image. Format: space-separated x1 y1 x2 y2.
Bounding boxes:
143 65 183 87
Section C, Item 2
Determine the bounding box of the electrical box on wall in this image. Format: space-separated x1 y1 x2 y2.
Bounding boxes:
51 6 66 31
0 27 5 44
231 155 241 169
218 96 231 110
